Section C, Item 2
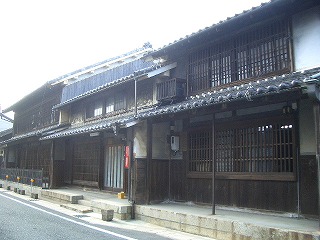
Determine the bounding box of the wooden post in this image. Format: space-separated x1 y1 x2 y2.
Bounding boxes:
313 103 320 227
146 120 152 204
50 140 54 189
98 134 105 190
212 119 216 215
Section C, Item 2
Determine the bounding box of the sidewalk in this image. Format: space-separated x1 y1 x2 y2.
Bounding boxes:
1 180 319 240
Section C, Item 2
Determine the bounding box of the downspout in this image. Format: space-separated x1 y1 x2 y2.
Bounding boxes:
134 78 137 117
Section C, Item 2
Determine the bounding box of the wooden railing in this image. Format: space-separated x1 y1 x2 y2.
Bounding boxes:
156 78 186 102
0 168 49 188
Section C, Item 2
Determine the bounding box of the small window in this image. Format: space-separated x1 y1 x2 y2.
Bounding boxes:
106 96 114 113
86 101 103 119
114 95 126 111
106 94 126 113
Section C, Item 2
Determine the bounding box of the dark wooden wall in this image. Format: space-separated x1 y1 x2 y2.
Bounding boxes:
147 153 318 215
134 158 147 204
300 155 318 216
150 160 169 202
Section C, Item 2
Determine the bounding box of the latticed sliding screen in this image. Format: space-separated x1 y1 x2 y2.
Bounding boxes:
188 17 290 92
73 140 99 182
216 119 294 173
189 130 213 172
188 116 295 175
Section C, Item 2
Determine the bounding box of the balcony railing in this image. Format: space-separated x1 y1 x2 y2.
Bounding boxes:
156 78 186 103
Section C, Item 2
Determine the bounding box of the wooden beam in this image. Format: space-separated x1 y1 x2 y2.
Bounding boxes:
146 119 153 204
313 103 320 228
212 119 216 215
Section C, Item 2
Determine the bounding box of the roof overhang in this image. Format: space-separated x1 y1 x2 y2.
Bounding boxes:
53 62 177 110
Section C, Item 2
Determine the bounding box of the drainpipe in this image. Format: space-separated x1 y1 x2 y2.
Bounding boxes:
134 78 137 117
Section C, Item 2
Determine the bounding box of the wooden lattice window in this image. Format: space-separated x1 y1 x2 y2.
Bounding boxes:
215 116 295 177
189 129 212 173
188 17 291 92
188 116 295 180
73 140 99 182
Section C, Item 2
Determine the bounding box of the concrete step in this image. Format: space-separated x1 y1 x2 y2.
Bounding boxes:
135 205 319 240
78 199 92 207
90 199 132 220
41 190 83 204
60 203 93 213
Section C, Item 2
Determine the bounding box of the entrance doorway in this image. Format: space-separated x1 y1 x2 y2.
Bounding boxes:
104 145 125 191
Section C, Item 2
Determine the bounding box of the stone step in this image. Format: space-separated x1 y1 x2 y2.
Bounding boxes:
60 203 93 213
41 190 83 204
78 199 92 207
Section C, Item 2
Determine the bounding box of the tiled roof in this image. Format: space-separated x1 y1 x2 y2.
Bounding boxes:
1 124 66 144
0 128 12 138
39 112 139 140
54 64 164 109
4 44 153 113
137 67 320 119
47 43 153 86
41 67 320 140
149 0 278 57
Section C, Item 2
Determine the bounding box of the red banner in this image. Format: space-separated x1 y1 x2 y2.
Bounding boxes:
124 146 130 169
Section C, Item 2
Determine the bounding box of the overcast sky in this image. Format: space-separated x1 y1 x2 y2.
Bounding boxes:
0 0 266 115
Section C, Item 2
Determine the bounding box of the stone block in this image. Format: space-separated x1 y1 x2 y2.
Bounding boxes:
186 214 200 226
217 230 233 240
31 193 38 199
199 228 215 238
217 219 233 232
177 213 187 224
170 221 180 231
199 216 217 229
101 209 114 221
185 224 200 235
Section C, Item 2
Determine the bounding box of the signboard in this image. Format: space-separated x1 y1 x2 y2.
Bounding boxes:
124 146 130 169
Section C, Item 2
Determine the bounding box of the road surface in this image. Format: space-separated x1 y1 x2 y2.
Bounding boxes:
0 189 209 240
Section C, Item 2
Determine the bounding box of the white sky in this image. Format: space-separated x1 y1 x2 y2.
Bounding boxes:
0 0 266 115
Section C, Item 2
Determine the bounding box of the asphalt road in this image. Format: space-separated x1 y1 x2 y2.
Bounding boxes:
0 190 174 240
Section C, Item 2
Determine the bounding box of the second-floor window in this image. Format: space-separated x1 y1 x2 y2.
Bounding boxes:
188 17 291 92
85 94 126 120
86 101 103 119
106 95 126 114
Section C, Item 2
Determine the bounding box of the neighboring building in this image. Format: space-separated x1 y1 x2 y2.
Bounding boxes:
127 0 320 218
0 112 13 132
40 43 177 193
0 128 13 168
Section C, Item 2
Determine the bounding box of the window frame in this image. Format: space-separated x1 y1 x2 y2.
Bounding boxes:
85 93 127 120
187 115 296 181
187 16 291 93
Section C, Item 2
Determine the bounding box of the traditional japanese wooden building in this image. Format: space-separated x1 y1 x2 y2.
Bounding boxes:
40 43 177 193
1 0 320 219
126 0 320 218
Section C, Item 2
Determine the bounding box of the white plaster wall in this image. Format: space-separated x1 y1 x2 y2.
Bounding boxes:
152 122 170 159
133 121 147 158
299 99 316 155
292 5 320 71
